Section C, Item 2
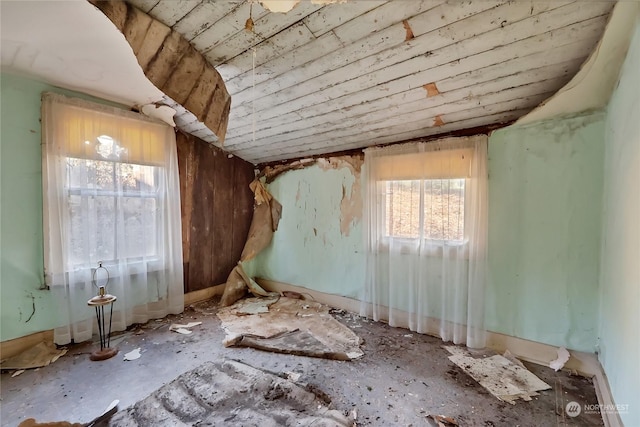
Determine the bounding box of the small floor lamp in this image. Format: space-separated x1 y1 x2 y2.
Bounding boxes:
87 262 118 361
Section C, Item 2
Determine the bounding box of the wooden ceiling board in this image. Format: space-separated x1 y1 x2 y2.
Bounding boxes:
224 28 601 147
126 0 615 164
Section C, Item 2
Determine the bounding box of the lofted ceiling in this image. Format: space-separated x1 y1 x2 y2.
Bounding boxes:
2 1 616 165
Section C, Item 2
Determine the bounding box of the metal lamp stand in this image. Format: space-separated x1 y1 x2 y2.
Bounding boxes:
87 263 118 361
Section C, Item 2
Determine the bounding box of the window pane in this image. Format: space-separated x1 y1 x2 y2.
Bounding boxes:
385 180 421 238
424 179 465 241
118 163 157 192
89 195 116 261
122 196 157 258
67 194 85 265
65 158 160 267
67 158 115 191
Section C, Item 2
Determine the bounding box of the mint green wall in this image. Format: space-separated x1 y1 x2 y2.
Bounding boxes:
255 164 365 299
255 113 605 353
487 113 605 353
0 73 123 342
598 20 640 426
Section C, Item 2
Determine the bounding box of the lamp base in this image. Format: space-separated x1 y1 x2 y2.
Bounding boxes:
90 347 118 361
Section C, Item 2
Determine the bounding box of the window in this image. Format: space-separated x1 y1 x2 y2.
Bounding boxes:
66 155 159 265
42 93 184 346
362 136 489 348
384 178 465 242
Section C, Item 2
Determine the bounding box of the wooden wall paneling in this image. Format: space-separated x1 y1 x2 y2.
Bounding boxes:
231 157 255 263
187 138 215 292
176 132 195 291
176 132 256 292
210 149 235 286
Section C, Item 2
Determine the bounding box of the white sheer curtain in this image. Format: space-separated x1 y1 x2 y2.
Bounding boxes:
42 93 184 345
361 135 488 348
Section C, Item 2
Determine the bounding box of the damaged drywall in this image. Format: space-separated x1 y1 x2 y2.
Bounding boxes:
316 156 364 237
262 155 364 237
445 346 551 404
254 156 365 298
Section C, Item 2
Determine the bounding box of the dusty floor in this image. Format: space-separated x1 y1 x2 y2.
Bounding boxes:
1 297 603 426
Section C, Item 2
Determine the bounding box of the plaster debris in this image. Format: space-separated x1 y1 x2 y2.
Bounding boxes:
0 342 67 370
234 296 279 315
218 297 364 360
11 369 25 377
107 360 357 426
286 371 301 382
445 346 551 404
427 414 458 426
169 322 202 335
282 290 305 299
123 348 141 361
549 347 571 371
503 349 525 368
141 104 176 127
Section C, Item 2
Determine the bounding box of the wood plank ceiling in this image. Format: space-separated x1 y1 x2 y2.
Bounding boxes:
128 0 615 164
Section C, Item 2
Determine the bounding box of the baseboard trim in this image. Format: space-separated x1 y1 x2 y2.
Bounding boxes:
184 284 226 306
0 330 54 361
592 366 624 427
257 278 621 426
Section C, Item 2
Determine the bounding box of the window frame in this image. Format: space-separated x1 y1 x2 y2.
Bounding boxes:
64 156 163 268
378 177 471 254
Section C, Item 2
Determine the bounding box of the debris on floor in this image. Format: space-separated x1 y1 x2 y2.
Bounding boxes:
11 369 25 377
17 399 119 427
427 414 459 426
445 346 551 404
217 296 364 360
107 360 357 426
18 418 82 427
549 347 571 371
123 348 141 361
503 349 526 368
169 321 202 335
234 295 279 314
0 342 67 370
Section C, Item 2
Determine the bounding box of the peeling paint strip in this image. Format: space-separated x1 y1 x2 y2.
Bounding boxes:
433 114 445 127
423 82 440 97
402 19 414 41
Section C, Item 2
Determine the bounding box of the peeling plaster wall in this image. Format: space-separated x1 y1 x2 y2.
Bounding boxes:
0 73 124 342
254 158 365 299
257 113 605 353
487 112 605 353
598 19 640 427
